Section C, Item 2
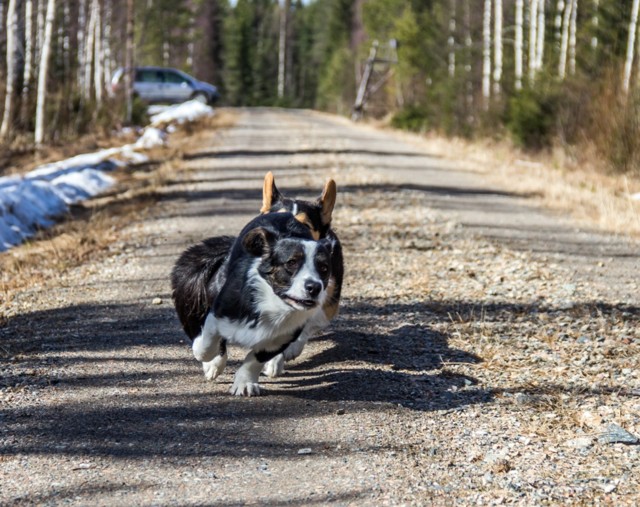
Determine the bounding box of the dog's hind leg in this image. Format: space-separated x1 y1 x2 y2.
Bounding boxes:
230 351 263 397
202 339 227 381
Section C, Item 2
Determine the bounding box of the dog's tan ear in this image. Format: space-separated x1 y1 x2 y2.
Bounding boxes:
243 227 274 257
261 172 283 213
319 179 337 226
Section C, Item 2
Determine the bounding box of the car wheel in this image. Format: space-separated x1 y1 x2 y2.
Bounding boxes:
191 92 208 104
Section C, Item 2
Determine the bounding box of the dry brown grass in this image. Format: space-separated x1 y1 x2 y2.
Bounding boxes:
388 129 640 238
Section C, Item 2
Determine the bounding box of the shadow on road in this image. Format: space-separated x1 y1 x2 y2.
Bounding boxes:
1 294 638 460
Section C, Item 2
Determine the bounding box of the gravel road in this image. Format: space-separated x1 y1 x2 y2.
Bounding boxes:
2 108 639 506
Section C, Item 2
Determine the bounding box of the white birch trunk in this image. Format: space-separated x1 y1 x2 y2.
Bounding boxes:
515 0 524 90
93 0 102 104
35 0 56 145
277 0 288 99
103 0 112 91
22 0 33 116
493 0 502 94
528 0 539 83
84 0 97 100
568 0 578 75
623 0 640 94
464 0 473 112
535 0 545 71
448 0 457 78
37 0 45 60
77 0 87 90
555 0 564 42
482 0 492 108
558 0 573 78
0 0 18 138
591 0 599 50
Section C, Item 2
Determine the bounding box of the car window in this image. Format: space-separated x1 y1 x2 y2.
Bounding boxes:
163 71 190 85
136 70 163 83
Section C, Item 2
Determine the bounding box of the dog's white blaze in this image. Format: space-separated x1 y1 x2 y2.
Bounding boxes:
285 240 327 305
213 257 323 350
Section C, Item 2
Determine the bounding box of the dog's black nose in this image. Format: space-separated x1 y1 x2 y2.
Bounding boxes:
305 280 322 298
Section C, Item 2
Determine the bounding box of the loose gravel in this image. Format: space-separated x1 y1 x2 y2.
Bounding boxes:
1 108 639 506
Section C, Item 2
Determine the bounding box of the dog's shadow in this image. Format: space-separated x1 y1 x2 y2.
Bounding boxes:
258 300 489 412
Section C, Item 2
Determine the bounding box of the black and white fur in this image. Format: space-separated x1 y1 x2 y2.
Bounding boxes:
172 212 332 396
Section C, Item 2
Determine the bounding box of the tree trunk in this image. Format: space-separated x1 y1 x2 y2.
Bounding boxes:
623 0 639 93
103 0 112 91
93 0 102 105
568 0 578 75
22 0 34 124
0 0 18 139
535 0 545 72
515 0 524 90
34 0 55 145
482 0 492 109
528 0 539 84
77 0 87 92
558 0 573 78
493 0 502 95
84 0 97 101
555 0 564 42
124 0 134 123
591 0 599 50
277 0 289 99
448 0 456 78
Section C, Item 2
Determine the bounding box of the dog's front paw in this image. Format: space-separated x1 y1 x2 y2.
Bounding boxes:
229 380 261 397
203 355 227 381
263 354 285 378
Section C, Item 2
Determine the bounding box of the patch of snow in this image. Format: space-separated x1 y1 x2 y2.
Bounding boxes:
1 99 214 252
149 99 214 126
134 127 167 150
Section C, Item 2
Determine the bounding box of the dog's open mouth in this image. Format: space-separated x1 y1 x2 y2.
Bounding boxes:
283 296 317 309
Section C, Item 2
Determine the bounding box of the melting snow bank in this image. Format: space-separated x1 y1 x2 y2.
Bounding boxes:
0 99 214 252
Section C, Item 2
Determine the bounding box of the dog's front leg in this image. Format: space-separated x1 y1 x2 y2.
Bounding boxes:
230 351 263 397
202 339 228 381
192 313 221 363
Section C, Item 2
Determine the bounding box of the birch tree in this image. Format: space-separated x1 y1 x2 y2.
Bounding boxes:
568 0 577 75
623 0 640 94
277 0 288 99
482 0 492 108
0 0 18 139
84 0 98 100
591 0 599 50
34 0 55 145
555 0 564 42
448 0 456 78
535 0 545 72
124 0 134 123
22 0 35 123
558 0 572 78
493 0 502 95
94 0 103 105
528 0 539 83
515 0 524 90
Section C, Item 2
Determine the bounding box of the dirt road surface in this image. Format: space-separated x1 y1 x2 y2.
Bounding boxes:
2 108 639 505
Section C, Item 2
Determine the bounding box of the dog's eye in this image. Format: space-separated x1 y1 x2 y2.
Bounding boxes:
286 259 299 270
318 264 329 274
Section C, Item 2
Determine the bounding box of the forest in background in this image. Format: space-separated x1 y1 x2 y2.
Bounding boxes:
2 0 640 173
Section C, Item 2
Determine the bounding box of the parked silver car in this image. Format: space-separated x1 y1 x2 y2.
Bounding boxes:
110 66 220 105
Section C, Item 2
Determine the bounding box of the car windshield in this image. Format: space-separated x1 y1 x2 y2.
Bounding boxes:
136 70 163 83
164 71 190 84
